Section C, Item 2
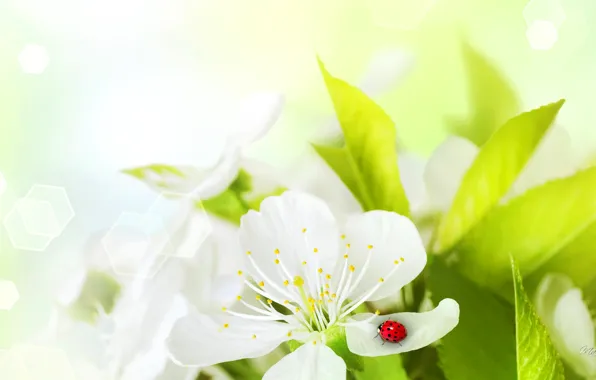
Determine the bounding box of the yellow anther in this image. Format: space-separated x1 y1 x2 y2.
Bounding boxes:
375 310 380 315
236 295 242 301
320 292 324 298
379 277 385 283
283 280 289 286
368 245 373 249
287 331 293 337
284 300 290 304
328 299 333 303
295 307 301 313
274 259 280 264
318 268 323 274
310 305 315 312
267 299 273 304
325 274 332 280
394 260 399 265
302 228 307 233
313 247 318 253
325 283 330 289
349 265 355 272
256 295 261 301
308 297 315 303
237 270 243 276
274 248 280 255
331 293 337 298
293 276 304 287
343 254 349 259
252 334 257 339
324 290 329 295
222 307 227 311
302 261 307 265
259 281 265 287
223 323 229 328
400 257 405 262
313 340 317 345
246 251 252 255
346 243 351 248
341 234 346 239
318 299 323 304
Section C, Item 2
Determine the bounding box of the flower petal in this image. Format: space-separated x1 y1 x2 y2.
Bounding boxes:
423 136 479 212
167 308 289 367
505 125 576 201
239 191 340 301
342 211 427 301
535 273 596 377
263 342 346 380
358 49 414 97
346 298 459 356
398 152 429 216
230 92 284 146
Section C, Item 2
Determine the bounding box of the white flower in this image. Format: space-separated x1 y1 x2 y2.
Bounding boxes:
535 273 596 378
126 92 284 198
403 125 576 218
167 191 459 379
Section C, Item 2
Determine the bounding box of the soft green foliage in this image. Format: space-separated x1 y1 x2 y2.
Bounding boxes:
512 258 565 380
527 212 596 290
67 271 121 323
428 259 516 380
200 189 249 225
448 42 520 146
355 355 409 380
313 57 410 216
245 186 287 211
122 163 185 180
456 166 596 290
434 100 565 253
326 325 364 372
218 359 263 380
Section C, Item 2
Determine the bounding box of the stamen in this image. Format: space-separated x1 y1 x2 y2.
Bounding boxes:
302 261 307 265
274 259 280 264
341 234 346 239
302 228 307 233
283 280 289 286
252 334 257 339
274 248 280 255
246 251 252 255
237 270 243 276
259 281 265 287
313 248 318 253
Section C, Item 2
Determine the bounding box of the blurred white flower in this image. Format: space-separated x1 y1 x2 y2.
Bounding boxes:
125 92 284 198
403 125 576 218
534 273 596 378
167 191 459 379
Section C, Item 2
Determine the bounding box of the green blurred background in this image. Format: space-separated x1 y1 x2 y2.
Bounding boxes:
0 0 595 352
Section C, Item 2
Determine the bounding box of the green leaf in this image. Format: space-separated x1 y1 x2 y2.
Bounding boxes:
456 166 596 290
200 190 248 226
313 58 410 216
434 99 565 253
403 346 446 380
527 212 596 291
325 325 364 372
229 169 253 194
512 257 565 380
449 41 520 146
218 359 262 380
67 271 121 323
428 259 516 380
355 355 409 380
245 187 287 211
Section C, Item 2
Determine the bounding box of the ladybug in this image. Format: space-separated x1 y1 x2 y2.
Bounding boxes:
377 320 407 345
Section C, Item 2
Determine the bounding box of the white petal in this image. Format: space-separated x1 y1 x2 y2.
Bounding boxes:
398 152 429 215
505 126 576 201
358 49 415 97
535 274 596 377
230 92 284 146
263 343 346 380
239 191 340 301
346 299 460 356
423 136 479 212
342 211 427 301
193 145 242 199
156 359 200 380
167 308 289 367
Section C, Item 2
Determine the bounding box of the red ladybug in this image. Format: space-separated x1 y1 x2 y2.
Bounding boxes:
377 320 407 345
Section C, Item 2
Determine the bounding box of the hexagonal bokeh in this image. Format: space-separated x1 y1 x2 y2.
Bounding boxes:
145 191 212 258
0 344 76 380
3 185 75 251
0 280 19 310
102 212 171 278
18 44 50 75
526 20 559 50
102 192 212 278
369 0 437 30
523 0 566 28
